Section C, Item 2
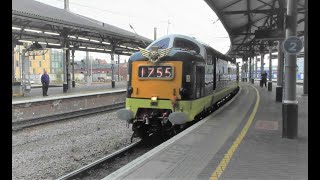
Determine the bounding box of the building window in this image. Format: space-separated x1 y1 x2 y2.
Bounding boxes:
33 68 36 74
39 61 42 67
16 61 19 67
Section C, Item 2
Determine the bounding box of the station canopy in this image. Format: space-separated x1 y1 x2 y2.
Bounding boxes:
12 0 153 56
204 0 305 58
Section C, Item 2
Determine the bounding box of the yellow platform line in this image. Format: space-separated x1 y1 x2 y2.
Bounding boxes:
12 93 23 97
209 84 260 180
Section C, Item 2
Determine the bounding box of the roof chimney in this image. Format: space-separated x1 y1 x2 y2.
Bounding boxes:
64 0 69 11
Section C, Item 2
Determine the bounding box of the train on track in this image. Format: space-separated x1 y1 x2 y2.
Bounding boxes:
117 34 239 139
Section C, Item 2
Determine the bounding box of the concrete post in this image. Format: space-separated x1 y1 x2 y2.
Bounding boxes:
71 49 75 87
268 47 273 91
282 0 298 139
303 0 308 95
276 40 284 102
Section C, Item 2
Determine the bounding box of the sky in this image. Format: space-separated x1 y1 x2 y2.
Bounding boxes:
34 0 231 63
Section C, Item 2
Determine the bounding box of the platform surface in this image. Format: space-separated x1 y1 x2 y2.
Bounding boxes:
104 82 308 180
12 82 127 104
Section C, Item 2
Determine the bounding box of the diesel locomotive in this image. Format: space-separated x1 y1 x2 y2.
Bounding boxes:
117 34 239 139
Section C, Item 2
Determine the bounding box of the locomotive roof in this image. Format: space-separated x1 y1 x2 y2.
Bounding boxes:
147 34 233 63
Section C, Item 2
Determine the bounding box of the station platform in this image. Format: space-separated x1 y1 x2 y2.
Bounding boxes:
12 81 127 104
12 81 127 125
104 82 308 180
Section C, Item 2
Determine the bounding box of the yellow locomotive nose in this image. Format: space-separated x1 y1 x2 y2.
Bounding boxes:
130 61 183 100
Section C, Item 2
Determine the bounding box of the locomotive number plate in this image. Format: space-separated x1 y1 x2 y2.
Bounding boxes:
138 65 173 79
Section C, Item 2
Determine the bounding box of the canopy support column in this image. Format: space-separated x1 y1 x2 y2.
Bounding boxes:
71 49 75 88
268 46 273 91
276 40 284 102
282 0 298 139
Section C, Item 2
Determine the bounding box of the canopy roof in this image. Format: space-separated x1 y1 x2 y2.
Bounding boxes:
204 0 306 58
12 0 153 55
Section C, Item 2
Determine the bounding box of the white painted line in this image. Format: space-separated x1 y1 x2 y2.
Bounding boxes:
103 86 242 180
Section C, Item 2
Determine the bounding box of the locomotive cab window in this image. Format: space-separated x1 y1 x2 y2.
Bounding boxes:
147 38 170 50
173 38 200 54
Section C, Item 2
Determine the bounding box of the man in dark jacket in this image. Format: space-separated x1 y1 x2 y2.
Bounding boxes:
261 71 267 87
41 70 50 96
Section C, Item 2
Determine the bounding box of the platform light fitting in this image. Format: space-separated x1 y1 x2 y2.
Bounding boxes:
96 48 104 51
102 42 111 45
119 45 127 48
90 39 100 43
24 29 42 33
48 43 60 46
18 40 33 43
68 35 77 39
12 27 21 30
79 46 86 49
44 32 60 35
78 37 89 41
87 47 96 50
38 42 47 45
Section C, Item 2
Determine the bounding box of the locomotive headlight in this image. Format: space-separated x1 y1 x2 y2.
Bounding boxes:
151 96 158 106
179 88 187 96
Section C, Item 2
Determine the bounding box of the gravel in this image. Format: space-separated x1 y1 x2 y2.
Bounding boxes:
12 110 135 180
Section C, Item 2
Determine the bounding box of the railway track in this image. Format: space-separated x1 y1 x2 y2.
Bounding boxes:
55 88 240 179
12 102 125 131
55 139 160 180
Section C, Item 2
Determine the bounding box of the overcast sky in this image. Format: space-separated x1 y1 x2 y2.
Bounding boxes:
35 0 231 62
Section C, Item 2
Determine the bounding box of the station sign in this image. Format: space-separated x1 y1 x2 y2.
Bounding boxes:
282 36 303 55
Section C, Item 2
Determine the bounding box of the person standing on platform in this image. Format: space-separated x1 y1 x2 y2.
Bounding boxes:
41 70 50 96
261 71 267 87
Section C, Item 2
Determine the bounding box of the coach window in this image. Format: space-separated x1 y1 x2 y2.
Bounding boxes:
173 38 200 54
147 38 170 50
